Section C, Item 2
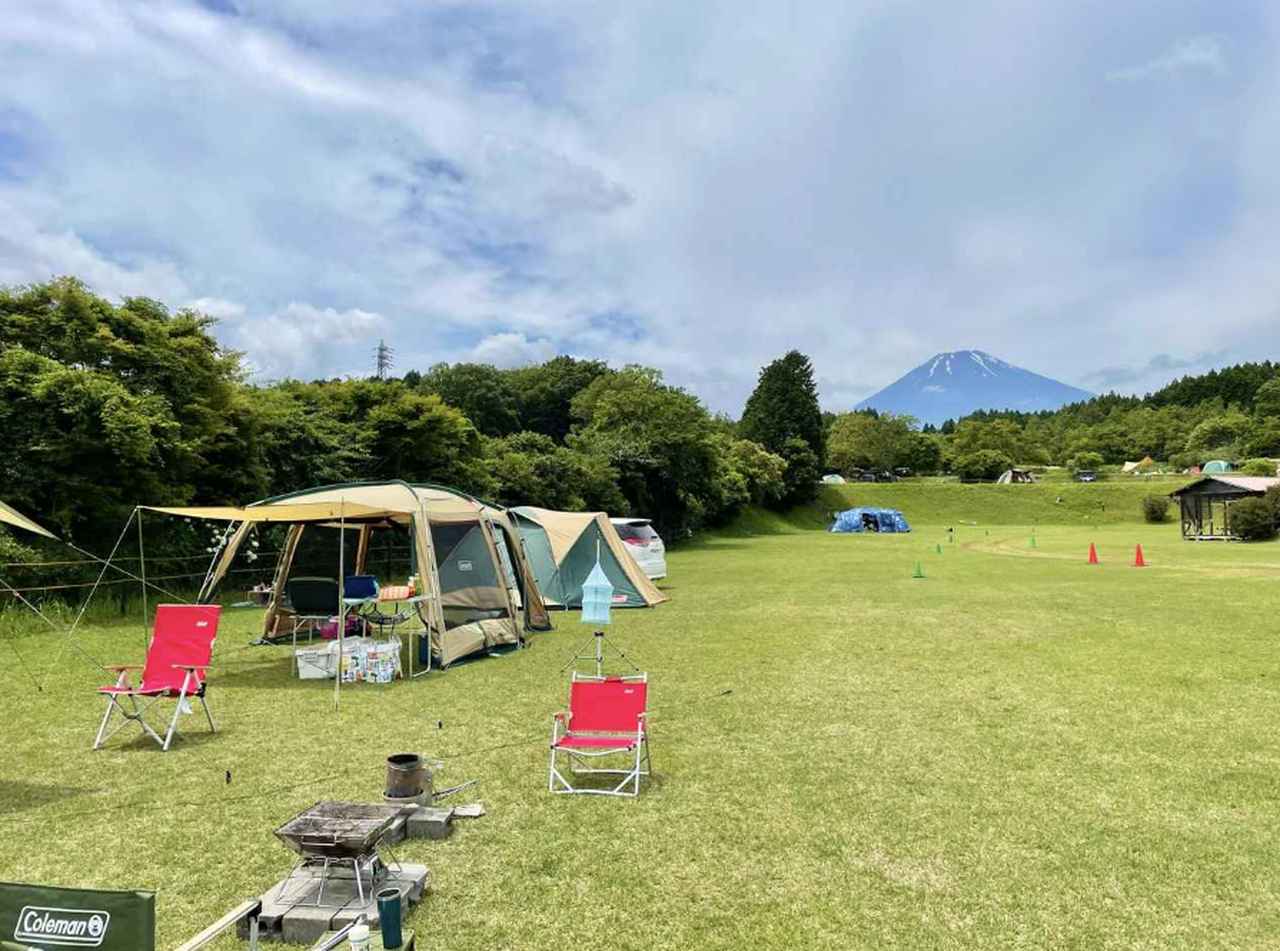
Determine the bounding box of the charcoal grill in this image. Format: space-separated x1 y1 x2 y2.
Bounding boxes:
274 801 408 906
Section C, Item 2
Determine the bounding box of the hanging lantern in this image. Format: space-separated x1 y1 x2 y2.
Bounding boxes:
580 561 613 626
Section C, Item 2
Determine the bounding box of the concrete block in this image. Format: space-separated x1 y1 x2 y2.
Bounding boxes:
406 806 453 840
281 904 337 946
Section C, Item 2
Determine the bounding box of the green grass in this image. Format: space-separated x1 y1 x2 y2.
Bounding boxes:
3 492 1279 949
821 478 1189 526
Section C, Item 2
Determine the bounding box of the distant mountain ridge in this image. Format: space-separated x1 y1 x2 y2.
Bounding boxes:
854 350 1093 425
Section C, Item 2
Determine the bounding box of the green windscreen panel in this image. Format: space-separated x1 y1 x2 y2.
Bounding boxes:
0 882 154 950
433 524 502 603
513 517 566 605
561 526 645 607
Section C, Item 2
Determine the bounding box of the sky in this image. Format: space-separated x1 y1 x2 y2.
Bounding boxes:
2 1 1278 413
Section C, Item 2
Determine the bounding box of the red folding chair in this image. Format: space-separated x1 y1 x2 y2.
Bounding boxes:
93 604 221 752
549 673 651 797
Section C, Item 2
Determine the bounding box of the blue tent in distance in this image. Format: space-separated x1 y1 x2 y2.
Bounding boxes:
830 507 911 534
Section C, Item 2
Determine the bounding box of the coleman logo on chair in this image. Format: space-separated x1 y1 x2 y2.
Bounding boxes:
14 906 110 947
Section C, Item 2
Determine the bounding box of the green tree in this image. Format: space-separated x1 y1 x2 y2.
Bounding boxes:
826 412 916 474
1243 419 1280 458
1229 497 1276 541
952 449 1013 481
723 438 788 506
1254 377 1280 418
1186 412 1251 455
419 362 522 436
1068 450 1105 473
739 351 825 503
507 356 612 443
486 432 625 512
0 279 252 545
738 351 825 462
571 367 723 538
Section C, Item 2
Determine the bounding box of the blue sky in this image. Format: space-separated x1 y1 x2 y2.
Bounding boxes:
1 1 1277 412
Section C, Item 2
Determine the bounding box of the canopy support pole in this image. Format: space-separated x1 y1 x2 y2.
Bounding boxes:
410 499 446 678
334 500 346 711
479 518 522 649
137 507 148 653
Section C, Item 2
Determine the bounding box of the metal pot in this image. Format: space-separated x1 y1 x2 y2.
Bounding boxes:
385 753 426 799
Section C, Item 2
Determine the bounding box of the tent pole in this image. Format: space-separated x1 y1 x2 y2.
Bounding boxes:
137 507 148 652
335 499 346 711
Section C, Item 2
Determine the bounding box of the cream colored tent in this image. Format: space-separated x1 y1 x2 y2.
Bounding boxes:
176 481 551 669
512 507 667 609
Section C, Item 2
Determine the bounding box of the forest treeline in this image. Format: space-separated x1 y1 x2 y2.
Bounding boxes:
3 277 1278 557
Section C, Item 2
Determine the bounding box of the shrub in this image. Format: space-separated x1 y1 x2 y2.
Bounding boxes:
1141 495 1171 523
1240 458 1275 477
1068 450 1105 473
953 449 1013 482
1229 497 1277 541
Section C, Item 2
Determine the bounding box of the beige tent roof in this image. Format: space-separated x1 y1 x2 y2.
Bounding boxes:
258 483 488 524
515 506 668 607
0 500 56 539
146 501 395 523
517 507 602 562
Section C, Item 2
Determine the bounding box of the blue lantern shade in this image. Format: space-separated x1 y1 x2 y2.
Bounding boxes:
580 561 613 626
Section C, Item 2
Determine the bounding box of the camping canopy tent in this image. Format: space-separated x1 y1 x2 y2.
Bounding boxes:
512 507 668 609
182 481 551 668
1203 459 1232 474
0 500 56 539
830 507 911 533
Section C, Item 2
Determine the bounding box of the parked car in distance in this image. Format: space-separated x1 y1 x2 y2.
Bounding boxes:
610 517 667 580
1075 469 1098 483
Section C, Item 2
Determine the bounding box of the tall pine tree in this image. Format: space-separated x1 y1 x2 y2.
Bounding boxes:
739 351 825 505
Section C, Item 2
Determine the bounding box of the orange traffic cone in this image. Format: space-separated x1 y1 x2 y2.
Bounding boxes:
1087 542 1099 565
1133 544 1146 567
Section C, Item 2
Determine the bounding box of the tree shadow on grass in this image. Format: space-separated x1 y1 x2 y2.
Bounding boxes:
0 779 95 815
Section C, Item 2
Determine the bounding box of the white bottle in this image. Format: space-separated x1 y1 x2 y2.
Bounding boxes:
348 917 371 951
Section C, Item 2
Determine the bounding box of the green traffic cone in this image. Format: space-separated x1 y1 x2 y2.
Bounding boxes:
912 560 925 579
1030 535 1037 549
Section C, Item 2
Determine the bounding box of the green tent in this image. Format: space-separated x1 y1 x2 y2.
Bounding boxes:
513 507 667 609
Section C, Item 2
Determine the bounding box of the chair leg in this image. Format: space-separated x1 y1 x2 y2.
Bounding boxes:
200 694 216 733
162 695 185 752
93 697 117 750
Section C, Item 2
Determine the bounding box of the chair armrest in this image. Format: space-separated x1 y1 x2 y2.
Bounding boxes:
104 664 143 672
171 664 212 671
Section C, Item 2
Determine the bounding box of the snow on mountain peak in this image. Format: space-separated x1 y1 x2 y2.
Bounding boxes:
853 350 1093 425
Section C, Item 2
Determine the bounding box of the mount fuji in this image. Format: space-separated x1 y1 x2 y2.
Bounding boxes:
853 350 1093 425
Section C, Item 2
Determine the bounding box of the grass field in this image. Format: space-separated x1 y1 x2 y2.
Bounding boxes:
3 489 1280 949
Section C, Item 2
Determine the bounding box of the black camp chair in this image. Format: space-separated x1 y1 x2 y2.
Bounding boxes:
285 577 338 670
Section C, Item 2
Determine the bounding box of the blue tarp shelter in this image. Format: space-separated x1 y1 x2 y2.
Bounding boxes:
829 507 911 534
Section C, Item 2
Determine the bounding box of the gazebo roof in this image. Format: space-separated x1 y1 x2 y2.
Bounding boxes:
1170 475 1280 497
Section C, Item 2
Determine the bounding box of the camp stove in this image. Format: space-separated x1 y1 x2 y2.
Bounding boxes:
274 801 407 907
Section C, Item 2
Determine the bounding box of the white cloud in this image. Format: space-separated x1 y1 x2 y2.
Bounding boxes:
185 296 246 321
1108 36 1227 82
0 1 1274 413
469 331 558 368
226 302 388 379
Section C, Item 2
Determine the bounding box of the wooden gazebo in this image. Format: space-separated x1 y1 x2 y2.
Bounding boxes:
1170 475 1280 540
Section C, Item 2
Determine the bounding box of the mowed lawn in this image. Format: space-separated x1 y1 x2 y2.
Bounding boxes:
2 517 1280 949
